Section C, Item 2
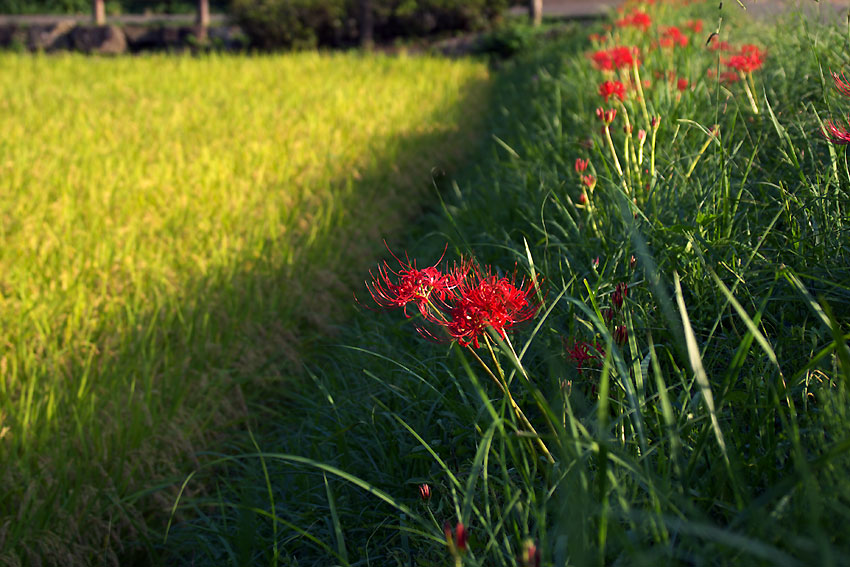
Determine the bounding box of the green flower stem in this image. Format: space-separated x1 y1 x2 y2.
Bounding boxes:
739 70 759 114
632 61 651 126
469 341 555 464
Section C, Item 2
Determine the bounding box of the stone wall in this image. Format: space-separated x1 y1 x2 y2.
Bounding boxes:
0 22 245 54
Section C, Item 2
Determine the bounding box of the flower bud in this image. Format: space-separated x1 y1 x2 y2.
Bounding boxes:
614 324 628 344
419 483 431 502
521 539 541 567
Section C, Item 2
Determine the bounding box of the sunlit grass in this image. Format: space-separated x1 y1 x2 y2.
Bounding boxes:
0 51 490 563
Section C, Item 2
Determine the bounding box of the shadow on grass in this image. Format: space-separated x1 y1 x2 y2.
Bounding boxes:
152 34 594 567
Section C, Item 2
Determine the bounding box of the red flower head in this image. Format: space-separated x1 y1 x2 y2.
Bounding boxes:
616 9 652 32
365 245 462 317
599 80 626 102
724 44 766 74
686 19 704 33
591 49 613 71
564 338 605 375
445 264 541 349
581 174 596 190
832 70 850 97
611 45 639 68
575 158 589 172
708 36 731 52
677 77 689 91
419 483 432 501
822 118 850 145
719 70 740 84
660 26 689 49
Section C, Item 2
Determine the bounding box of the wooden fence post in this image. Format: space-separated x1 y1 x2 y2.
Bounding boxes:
93 0 105 25
359 0 373 49
196 0 210 41
529 0 542 26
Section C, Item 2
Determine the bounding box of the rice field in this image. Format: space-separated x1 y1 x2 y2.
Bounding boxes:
0 51 490 563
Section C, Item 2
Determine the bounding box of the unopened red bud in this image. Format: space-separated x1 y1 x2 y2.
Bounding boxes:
521 539 541 567
419 483 431 501
614 324 628 344
638 129 646 141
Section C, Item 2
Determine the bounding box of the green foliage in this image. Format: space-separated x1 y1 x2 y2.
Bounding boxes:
230 0 347 50
230 0 508 50
160 3 850 566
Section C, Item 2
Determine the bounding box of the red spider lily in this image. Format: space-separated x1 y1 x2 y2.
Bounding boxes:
579 192 588 205
685 19 703 33
612 282 629 311
575 158 589 172
599 80 626 102
591 49 614 71
596 107 617 124
677 77 689 91
564 339 605 375
832 71 850 97
611 45 640 68
591 46 640 71
660 26 689 49
419 483 432 501
719 70 740 84
445 266 541 349
724 44 766 74
616 9 652 32
581 174 596 190
708 36 731 52
365 245 463 317
822 119 850 144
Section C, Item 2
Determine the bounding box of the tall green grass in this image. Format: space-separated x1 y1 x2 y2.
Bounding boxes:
163 3 850 566
0 52 490 564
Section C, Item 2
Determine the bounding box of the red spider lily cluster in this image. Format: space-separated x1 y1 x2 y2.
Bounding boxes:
564 281 631 377
723 44 767 74
599 80 627 102
616 9 652 32
591 45 641 71
564 338 605 375
822 71 850 144
659 26 689 49
365 247 541 349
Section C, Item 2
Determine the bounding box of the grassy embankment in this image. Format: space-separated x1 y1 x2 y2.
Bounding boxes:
0 52 490 564
161 2 850 566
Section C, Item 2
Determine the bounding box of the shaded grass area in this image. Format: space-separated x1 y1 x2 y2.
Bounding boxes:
0 52 491 565
159 4 850 566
